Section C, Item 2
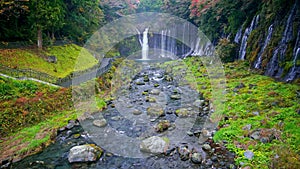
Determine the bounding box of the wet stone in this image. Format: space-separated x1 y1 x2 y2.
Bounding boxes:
93 119 107 127
170 94 181 100
187 131 194 136
178 146 190 161
244 150 254 160
202 144 211 151
191 153 202 164
132 109 142 115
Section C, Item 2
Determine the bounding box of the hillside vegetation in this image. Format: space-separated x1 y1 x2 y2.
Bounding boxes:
0 44 98 78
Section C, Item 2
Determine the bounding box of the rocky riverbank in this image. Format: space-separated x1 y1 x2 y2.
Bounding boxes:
9 62 236 168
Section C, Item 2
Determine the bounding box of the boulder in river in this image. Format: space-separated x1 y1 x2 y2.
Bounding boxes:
140 136 169 154
68 144 103 163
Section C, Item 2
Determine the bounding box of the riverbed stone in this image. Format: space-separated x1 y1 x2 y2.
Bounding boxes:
140 136 168 154
178 146 190 161
150 89 160 95
132 109 142 115
93 119 107 127
111 116 122 121
202 144 211 151
191 153 202 164
155 120 171 132
171 94 181 100
244 150 254 160
68 144 103 163
175 108 189 117
145 96 156 103
136 81 145 85
147 106 164 117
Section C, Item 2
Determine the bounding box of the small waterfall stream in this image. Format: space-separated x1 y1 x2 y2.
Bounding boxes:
141 28 149 60
234 28 242 44
254 24 274 69
265 4 296 78
238 15 260 60
285 27 300 81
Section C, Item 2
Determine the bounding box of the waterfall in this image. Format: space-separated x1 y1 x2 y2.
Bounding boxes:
265 4 296 78
238 15 260 60
254 24 274 69
142 28 149 60
135 23 211 59
285 26 300 81
234 28 242 43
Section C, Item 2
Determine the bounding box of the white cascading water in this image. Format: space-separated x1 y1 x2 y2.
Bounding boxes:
234 28 243 44
142 28 149 60
286 48 300 81
161 30 166 57
265 4 296 78
238 15 260 60
254 24 274 69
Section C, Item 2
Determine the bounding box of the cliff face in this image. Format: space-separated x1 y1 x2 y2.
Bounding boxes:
196 0 299 82
243 1 300 82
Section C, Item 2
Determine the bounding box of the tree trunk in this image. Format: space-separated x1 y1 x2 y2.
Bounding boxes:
37 27 42 49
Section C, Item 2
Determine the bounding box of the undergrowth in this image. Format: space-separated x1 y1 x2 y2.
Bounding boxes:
183 57 300 168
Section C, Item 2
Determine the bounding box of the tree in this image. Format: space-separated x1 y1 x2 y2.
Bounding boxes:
0 0 30 41
136 0 163 12
63 0 105 43
28 0 65 49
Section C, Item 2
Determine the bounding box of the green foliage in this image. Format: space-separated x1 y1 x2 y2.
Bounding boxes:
137 0 163 12
63 0 105 43
0 0 105 45
0 44 98 78
183 57 300 168
0 76 73 136
215 38 236 63
194 0 261 41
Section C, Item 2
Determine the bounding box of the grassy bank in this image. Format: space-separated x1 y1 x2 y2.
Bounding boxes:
183 57 300 168
0 59 122 163
0 44 98 78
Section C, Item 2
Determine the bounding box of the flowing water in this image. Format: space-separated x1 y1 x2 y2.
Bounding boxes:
238 15 260 60
254 24 274 69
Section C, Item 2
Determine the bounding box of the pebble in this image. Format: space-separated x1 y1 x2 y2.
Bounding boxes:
202 144 211 151
178 146 190 161
191 153 202 164
111 116 122 121
93 119 107 127
187 131 194 136
244 150 254 160
242 124 252 130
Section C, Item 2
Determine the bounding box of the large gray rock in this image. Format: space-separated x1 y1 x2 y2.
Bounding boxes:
140 136 168 154
68 144 103 163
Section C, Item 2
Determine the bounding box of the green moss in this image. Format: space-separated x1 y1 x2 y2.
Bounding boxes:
181 57 300 168
0 44 98 78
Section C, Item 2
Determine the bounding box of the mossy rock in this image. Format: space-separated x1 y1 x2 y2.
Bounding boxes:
155 120 171 132
147 106 164 117
175 108 190 117
145 96 156 103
